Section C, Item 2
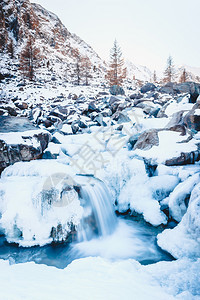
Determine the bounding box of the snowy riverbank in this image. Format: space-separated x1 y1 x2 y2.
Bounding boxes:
0 256 199 300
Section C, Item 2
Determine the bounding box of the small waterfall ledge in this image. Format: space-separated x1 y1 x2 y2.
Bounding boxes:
76 176 118 241
0 160 117 247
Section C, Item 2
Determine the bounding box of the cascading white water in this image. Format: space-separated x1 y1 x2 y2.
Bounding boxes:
75 177 118 241
72 177 172 264
0 164 173 267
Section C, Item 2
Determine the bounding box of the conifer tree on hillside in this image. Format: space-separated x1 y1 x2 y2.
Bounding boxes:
19 37 40 80
106 39 126 86
71 48 82 85
64 62 70 83
163 55 175 83
153 70 157 83
179 68 188 83
196 76 200 83
82 56 92 85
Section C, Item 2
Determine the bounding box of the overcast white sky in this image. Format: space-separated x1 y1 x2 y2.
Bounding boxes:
32 0 200 72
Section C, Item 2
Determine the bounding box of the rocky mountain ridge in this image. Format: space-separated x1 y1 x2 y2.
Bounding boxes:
0 0 106 84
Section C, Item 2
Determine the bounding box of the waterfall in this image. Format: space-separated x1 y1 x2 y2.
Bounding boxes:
75 176 118 241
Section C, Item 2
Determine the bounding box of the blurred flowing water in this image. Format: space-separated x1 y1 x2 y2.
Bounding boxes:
0 176 173 268
76 176 118 241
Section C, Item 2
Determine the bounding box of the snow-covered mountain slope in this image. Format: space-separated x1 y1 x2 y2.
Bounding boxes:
125 60 153 82
176 65 200 83
0 0 106 84
0 0 161 86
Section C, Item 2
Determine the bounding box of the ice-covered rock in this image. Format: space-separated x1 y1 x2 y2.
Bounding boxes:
157 181 200 259
145 257 200 298
99 156 179 226
0 160 82 246
165 173 200 222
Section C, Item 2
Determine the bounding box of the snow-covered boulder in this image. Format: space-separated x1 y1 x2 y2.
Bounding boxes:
159 82 200 102
157 181 200 259
140 83 156 94
159 82 175 95
183 101 200 132
165 148 200 166
0 129 51 173
165 111 186 135
134 130 200 166
134 129 159 151
99 156 179 226
164 173 200 222
0 160 82 246
109 85 125 96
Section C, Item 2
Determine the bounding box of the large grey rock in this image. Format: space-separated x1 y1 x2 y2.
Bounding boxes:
57 106 68 115
140 83 156 94
165 111 186 135
109 96 121 106
49 110 67 121
0 130 51 173
15 101 28 110
175 82 199 103
109 85 125 96
112 112 131 124
166 111 184 128
129 93 143 100
183 101 200 132
149 107 160 117
146 92 159 100
94 113 106 126
43 119 53 128
159 82 200 102
159 82 175 94
78 119 88 129
97 91 109 96
71 123 79 134
189 83 199 103
117 101 131 111
134 98 150 106
47 115 62 124
88 101 99 113
128 133 141 148
157 102 171 118
134 129 159 151
142 105 153 115
165 149 200 166
0 109 6 116
68 93 78 100
5 106 17 117
29 108 42 124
